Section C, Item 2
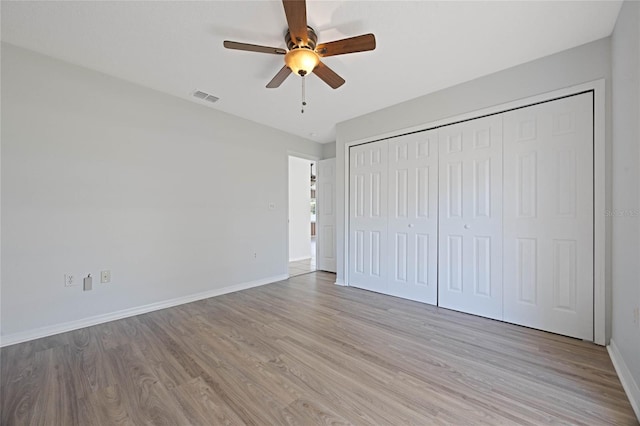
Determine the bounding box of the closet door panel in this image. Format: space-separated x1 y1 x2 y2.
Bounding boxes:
503 93 593 340
349 141 389 294
438 115 503 320
387 130 439 304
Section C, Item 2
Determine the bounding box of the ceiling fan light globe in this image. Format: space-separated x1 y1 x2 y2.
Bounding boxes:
285 48 319 77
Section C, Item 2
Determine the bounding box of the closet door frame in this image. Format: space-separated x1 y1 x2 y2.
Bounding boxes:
343 79 607 345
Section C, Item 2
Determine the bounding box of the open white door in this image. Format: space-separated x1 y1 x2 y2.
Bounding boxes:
317 158 337 272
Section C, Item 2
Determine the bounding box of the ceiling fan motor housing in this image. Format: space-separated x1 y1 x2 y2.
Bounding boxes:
286 26 318 50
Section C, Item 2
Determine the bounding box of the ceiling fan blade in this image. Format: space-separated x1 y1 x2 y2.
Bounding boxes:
282 0 308 46
266 65 292 88
224 41 287 55
316 33 376 57
313 61 345 89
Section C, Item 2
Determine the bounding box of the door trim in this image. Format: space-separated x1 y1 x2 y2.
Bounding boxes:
343 79 606 345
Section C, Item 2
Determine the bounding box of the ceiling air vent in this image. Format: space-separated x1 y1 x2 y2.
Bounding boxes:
192 90 219 103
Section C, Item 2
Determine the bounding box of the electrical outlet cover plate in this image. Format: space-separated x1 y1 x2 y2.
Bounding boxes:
65 274 75 287
101 270 111 283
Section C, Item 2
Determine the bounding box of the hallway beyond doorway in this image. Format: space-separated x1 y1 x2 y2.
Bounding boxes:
289 236 316 277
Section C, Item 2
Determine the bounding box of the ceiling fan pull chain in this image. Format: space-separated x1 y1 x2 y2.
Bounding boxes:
301 76 307 114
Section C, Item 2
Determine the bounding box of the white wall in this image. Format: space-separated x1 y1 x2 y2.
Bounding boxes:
335 38 612 290
611 0 640 416
0 44 322 342
288 156 311 262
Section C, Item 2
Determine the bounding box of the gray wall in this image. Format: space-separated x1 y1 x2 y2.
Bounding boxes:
322 142 336 159
1 44 322 340
611 0 640 408
336 38 611 145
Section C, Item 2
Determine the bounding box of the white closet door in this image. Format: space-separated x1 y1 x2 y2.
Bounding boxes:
349 141 388 294
317 158 337 273
503 93 593 340
438 115 503 320
387 131 439 305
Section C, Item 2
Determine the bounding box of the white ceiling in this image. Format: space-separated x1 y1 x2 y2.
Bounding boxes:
1 1 622 143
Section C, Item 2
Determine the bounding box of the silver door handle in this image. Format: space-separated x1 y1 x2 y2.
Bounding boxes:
464 224 471 229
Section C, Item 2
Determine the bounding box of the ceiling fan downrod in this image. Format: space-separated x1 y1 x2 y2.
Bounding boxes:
301 76 307 114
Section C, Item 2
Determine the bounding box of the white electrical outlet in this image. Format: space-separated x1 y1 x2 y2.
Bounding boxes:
100 270 111 283
64 274 75 287
633 306 639 328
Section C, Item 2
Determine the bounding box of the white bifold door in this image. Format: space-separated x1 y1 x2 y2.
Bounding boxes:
349 141 389 294
347 92 594 341
349 131 439 304
387 131 439 304
438 115 504 320
502 93 593 340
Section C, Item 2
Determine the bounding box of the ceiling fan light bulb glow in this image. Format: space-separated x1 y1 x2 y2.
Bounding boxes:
285 48 319 76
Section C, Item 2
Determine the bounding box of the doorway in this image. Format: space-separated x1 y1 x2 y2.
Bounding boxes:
288 156 316 277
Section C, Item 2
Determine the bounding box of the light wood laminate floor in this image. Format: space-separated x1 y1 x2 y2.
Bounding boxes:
288 258 316 277
1 272 637 425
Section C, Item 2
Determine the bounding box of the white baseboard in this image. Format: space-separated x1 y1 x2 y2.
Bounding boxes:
0 274 288 348
608 339 640 421
334 279 347 286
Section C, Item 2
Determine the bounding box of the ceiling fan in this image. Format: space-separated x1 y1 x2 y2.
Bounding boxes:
223 0 376 90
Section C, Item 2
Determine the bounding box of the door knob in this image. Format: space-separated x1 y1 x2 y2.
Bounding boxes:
464 224 471 229
408 224 414 228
